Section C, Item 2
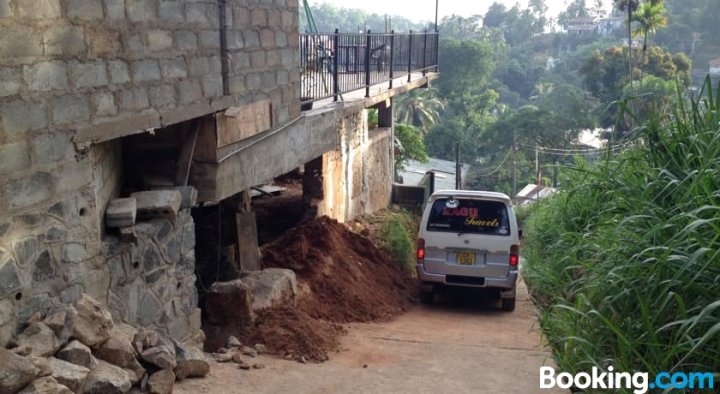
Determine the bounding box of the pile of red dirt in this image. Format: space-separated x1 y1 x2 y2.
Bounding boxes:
231 216 416 362
262 216 417 323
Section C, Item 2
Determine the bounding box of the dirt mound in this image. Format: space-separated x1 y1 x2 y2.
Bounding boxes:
262 216 416 323
237 307 344 362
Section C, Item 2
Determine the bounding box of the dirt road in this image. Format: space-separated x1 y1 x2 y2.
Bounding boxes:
176 279 563 393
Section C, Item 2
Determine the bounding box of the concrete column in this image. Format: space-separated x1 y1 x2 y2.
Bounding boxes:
302 157 324 204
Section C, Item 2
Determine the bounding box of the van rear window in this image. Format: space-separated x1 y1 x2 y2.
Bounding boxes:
426 198 511 236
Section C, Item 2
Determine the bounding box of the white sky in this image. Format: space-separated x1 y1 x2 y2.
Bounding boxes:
308 0 584 23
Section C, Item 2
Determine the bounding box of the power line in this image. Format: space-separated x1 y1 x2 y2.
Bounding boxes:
474 148 513 176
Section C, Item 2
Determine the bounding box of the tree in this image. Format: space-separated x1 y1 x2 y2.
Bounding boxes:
613 0 640 93
394 88 445 134
632 1 668 85
394 124 428 171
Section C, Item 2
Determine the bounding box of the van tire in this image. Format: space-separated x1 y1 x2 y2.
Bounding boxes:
420 290 434 304
501 297 516 312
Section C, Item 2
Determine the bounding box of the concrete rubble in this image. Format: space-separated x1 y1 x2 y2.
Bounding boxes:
0 293 209 393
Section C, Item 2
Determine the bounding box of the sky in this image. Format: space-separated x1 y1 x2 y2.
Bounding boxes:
308 0 583 23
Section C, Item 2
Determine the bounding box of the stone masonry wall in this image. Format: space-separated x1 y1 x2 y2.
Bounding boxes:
0 0 299 347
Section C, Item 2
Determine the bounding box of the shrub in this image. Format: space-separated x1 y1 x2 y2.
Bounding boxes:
378 217 416 275
524 78 720 375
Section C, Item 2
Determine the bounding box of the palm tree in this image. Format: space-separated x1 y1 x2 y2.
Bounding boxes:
614 0 640 93
394 88 445 134
632 0 667 87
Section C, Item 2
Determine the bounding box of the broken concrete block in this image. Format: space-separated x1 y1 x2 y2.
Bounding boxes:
56 340 98 369
205 279 255 326
73 294 114 347
15 322 61 357
156 186 197 209
105 198 137 228
242 268 298 311
131 190 182 221
119 227 137 243
0 348 38 393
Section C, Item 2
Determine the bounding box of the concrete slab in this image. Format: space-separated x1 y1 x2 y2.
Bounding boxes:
105 198 137 228
130 190 182 221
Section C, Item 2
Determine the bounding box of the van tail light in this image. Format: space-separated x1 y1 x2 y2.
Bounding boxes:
416 238 426 261
509 245 519 267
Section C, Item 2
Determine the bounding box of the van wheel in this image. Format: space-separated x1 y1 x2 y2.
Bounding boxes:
420 290 434 304
501 297 516 311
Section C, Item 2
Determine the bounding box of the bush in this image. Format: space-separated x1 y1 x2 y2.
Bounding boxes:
378 217 416 275
524 78 720 375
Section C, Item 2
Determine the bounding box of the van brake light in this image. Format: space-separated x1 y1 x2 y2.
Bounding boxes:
416 238 426 261
509 244 519 267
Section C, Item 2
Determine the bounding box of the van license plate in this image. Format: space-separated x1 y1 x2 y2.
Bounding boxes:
457 252 476 265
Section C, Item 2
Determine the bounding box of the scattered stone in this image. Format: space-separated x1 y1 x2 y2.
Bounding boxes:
253 363 265 370
299 356 307 364
217 347 228 354
0 348 37 393
106 198 137 228
240 346 257 358
147 369 175 394
18 376 73 394
131 190 182 220
214 353 233 363
95 330 137 368
29 356 52 377
73 294 114 347
27 312 42 324
47 357 90 393
174 342 210 379
254 344 267 354
134 328 159 351
16 322 61 357
230 352 244 364
57 340 98 369
141 346 176 370
237 362 251 370
226 335 241 348
43 309 68 338
241 268 298 311
81 360 133 394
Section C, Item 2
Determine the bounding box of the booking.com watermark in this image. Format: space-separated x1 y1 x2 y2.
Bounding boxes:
540 366 715 393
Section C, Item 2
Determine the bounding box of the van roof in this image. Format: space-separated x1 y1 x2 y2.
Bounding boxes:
431 190 512 203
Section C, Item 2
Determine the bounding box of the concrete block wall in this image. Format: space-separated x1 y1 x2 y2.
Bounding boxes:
0 0 299 346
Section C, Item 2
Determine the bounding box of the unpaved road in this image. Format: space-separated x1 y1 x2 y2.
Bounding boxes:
176 279 563 393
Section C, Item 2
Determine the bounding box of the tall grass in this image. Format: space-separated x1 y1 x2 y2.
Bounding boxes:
524 78 720 378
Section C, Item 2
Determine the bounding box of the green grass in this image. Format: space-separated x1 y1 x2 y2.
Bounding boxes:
523 78 720 379
358 208 419 275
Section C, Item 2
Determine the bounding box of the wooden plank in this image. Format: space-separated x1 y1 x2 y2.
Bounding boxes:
192 116 219 162
217 99 272 147
175 120 201 186
236 211 260 271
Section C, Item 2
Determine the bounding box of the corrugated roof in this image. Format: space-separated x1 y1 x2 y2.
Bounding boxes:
400 157 470 191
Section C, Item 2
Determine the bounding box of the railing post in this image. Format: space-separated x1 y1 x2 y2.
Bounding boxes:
365 30 371 98
389 31 395 89
435 32 439 72
422 30 427 76
407 30 413 82
333 28 339 101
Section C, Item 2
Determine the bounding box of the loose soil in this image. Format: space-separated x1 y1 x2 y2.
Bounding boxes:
236 216 417 362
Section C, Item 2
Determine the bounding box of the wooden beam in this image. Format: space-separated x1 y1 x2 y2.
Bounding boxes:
175 119 201 186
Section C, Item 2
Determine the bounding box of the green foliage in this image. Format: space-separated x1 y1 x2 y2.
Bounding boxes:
301 3 428 33
367 108 378 127
523 78 720 374
376 213 418 275
394 124 428 171
394 88 445 134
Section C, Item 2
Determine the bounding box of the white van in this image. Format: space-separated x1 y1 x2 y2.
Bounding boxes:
416 190 520 311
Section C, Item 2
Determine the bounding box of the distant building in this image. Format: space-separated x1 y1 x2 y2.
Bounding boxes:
710 58 720 75
513 184 557 206
596 16 624 36
399 158 470 191
566 17 599 34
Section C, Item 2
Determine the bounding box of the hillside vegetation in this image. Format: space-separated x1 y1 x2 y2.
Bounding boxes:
523 80 720 373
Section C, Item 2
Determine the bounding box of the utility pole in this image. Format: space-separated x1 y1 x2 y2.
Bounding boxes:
435 0 439 32
511 130 517 197
535 144 540 203
455 142 461 190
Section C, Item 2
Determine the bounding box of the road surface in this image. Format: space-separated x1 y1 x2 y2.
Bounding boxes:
176 279 563 393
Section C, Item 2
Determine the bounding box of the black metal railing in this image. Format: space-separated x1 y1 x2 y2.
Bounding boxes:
300 30 439 106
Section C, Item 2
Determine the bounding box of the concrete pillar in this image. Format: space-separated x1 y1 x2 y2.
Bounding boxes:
302 157 324 204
